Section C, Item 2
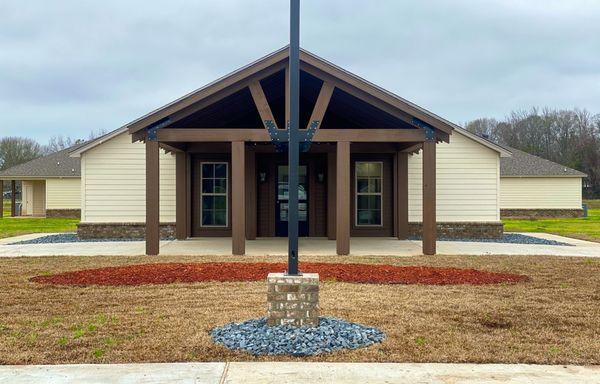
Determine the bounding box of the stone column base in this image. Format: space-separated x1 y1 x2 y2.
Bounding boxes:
46 209 81 219
500 209 584 219
267 273 319 327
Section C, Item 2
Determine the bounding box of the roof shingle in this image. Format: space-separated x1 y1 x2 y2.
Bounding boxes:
500 147 586 177
0 142 84 179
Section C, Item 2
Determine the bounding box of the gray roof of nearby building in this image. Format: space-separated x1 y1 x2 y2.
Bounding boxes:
500 147 586 177
0 143 85 179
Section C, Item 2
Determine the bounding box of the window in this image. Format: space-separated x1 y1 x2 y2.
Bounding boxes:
200 162 228 227
355 161 382 226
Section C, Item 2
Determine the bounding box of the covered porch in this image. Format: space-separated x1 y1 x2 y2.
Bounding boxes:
127 48 454 256
0 179 46 218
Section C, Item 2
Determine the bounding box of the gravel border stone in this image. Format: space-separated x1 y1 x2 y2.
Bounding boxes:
410 233 572 246
10 232 571 246
211 317 385 356
9 233 174 245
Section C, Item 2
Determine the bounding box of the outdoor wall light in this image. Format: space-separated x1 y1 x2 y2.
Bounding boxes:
317 172 325 183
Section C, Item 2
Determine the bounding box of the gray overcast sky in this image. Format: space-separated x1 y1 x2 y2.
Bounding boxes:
1 0 599 142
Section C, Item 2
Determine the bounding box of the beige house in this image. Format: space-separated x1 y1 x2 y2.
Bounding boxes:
0 146 82 218
500 147 585 218
70 118 511 242
0 49 585 251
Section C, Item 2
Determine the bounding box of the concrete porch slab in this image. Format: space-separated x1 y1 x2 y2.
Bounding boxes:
0 233 598 258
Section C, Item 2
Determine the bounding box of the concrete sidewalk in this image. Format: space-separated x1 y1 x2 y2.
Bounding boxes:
1 232 599 257
0 362 598 383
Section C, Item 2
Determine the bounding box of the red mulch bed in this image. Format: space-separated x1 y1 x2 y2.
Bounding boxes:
30 262 529 286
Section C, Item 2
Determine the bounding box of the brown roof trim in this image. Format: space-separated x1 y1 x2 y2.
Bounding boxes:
126 47 455 135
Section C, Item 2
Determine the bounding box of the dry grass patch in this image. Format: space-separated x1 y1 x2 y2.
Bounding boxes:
0 254 598 364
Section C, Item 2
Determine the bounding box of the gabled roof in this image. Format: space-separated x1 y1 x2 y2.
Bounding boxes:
0 142 85 179
500 147 586 177
71 47 511 157
125 46 455 135
69 127 128 158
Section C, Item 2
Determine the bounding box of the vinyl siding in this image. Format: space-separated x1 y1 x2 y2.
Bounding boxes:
81 132 176 223
21 180 46 216
500 177 582 209
408 132 500 222
46 178 81 209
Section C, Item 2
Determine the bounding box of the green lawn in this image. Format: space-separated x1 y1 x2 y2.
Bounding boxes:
2 200 79 239
0 216 79 239
503 201 600 242
2 200 10 217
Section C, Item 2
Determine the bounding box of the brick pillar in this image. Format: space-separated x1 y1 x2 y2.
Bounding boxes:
267 273 319 326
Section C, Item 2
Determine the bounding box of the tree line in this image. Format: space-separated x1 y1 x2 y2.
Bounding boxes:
465 108 599 198
0 130 106 171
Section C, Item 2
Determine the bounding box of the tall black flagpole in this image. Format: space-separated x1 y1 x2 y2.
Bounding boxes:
287 0 300 275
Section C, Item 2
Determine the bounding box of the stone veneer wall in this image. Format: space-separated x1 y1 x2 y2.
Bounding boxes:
46 209 81 219
408 222 503 239
77 223 176 240
500 209 584 219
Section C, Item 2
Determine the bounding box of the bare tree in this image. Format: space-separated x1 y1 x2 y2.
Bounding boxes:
466 107 600 198
0 137 43 171
46 135 76 153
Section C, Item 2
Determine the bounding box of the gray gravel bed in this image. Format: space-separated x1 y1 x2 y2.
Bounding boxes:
410 233 572 246
9 233 174 245
10 232 570 246
211 317 385 356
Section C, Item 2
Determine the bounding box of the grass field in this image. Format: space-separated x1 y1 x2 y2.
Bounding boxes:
0 254 598 365
0 216 79 239
1 198 79 239
503 202 600 242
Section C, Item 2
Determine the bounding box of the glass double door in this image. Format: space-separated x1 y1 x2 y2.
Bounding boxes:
276 165 308 237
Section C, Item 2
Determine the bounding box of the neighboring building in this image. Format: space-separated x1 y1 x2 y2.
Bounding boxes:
0 145 82 218
500 147 586 218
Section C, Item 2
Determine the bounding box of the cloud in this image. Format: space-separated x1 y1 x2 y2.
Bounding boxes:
0 0 599 142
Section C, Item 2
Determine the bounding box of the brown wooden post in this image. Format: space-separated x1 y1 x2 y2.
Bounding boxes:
245 149 257 240
231 141 246 255
326 151 336 240
0 180 3 218
396 151 409 239
422 140 437 255
146 140 160 255
11 180 16 217
186 154 192 238
336 141 350 255
175 151 187 240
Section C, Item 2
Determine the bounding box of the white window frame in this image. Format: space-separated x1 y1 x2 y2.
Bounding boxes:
355 161 383 227
200 161 228 228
